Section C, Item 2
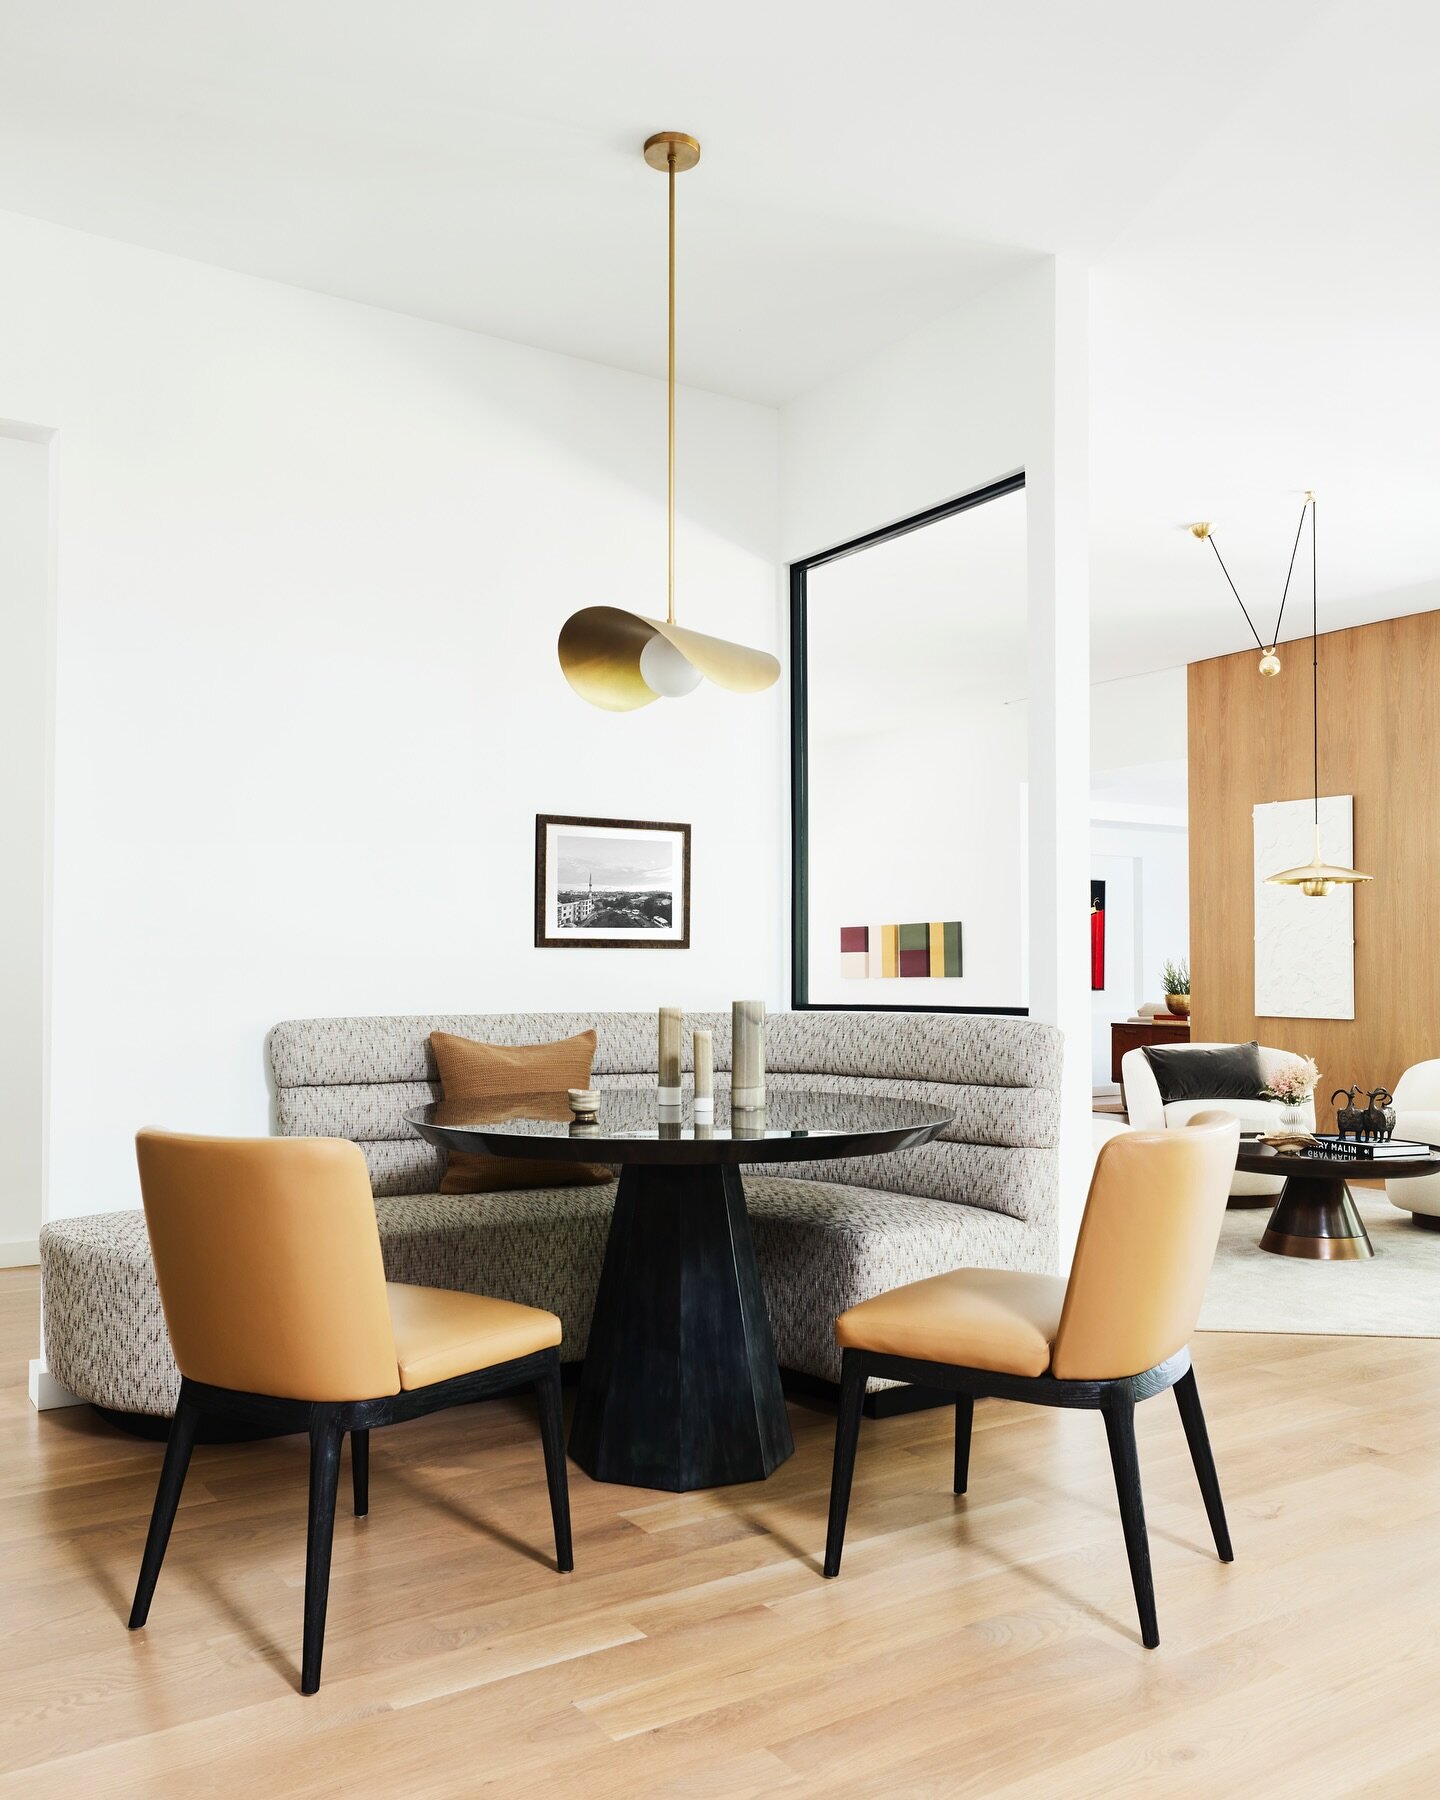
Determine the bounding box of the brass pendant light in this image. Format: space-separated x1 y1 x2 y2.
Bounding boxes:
557 132 780 710
1261 496 1372 896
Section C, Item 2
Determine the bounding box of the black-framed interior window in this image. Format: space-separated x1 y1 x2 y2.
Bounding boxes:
790 473 1028 1014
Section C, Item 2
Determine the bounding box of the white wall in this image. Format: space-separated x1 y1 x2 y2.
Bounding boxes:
782 259 1092 1264
781 264 1043 562
808 707 1028 1008
1091 666 1187 770
0 210 783 1221
0 430 51 1262
1092 822 1188 1020
1089 664 1190 1087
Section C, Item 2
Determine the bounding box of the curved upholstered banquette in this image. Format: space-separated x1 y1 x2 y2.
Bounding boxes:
41 1010 1062 1417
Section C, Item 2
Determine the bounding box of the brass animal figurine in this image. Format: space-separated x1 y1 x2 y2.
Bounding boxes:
1362 1087 1396 1142
1331 1086 1366 1139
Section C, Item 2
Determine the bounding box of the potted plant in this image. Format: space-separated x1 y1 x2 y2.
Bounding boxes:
1161 958 1190 1018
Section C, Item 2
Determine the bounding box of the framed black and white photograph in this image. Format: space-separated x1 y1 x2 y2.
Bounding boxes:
535 814 691 949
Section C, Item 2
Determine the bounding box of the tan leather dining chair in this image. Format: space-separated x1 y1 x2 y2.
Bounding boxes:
822 1112 1241 1648
129 1130 573 1694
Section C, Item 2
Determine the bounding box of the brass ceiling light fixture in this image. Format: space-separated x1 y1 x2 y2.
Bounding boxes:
1190 491 1315 678
557 131 781 710
1261 496 1372 896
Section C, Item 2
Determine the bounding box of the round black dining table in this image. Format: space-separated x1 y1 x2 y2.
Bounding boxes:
409 1089 952 1492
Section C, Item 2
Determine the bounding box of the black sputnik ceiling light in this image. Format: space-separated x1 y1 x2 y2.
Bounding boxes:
557 131 781 710
1195 493 1371 896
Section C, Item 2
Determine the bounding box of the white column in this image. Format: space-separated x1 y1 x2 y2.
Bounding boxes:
1026 255 1092 1269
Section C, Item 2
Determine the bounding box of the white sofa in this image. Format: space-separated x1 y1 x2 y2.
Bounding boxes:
1121 1042 1314 1200
1386 1060 1440 1228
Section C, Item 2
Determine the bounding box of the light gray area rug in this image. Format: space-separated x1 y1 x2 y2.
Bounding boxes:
1200 1187 1440 1338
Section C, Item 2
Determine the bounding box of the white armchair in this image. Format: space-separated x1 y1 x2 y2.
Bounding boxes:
1386 1061 1440 1228
1121 1042 1316 1199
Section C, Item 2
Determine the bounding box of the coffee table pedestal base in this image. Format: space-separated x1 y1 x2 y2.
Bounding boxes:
569 1162 794 1491
1260 1175 1375 1260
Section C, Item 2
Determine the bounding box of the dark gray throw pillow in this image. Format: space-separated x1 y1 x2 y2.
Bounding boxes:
1142 1041 1266 1105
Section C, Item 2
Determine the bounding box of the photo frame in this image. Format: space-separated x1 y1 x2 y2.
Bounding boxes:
535 814 691 949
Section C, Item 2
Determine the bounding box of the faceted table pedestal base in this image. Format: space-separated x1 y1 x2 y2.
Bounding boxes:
569 1162 794 1491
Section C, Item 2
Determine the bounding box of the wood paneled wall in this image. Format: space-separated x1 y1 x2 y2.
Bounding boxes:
1188 609 1440 1129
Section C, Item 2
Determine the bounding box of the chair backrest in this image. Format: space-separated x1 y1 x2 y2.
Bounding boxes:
135 1130 400 1402
1051 1112 1239 1381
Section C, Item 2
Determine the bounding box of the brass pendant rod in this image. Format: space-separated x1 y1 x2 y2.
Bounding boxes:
1311 497 1319 828
1269 498 1310 651
1205 532 1268 654
667 149 676 626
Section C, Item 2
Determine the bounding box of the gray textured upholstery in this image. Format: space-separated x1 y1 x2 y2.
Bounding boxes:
41 1009 1062 1412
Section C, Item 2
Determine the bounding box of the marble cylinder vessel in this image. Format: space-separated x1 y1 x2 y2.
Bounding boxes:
658 1007 683 1107
732 1000 766 1110
693 1028 714 1121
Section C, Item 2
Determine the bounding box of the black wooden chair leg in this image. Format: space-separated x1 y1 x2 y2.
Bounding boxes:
301 1409 345 1695
535 1357 574 1573
1103 1395 1159 1648
128 1386 202 1630
1173 1367 1233 1562
351 1429 369 1518
823 1352 867 1578
953 1393 974 1495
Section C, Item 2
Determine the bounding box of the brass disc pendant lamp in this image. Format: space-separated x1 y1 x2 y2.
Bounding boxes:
1256 497 1371 896
557 132 780 709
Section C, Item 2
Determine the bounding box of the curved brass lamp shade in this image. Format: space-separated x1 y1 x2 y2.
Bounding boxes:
558 607 780 711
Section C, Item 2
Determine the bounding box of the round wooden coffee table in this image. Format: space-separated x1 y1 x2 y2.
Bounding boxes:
1234 1138 1440 1260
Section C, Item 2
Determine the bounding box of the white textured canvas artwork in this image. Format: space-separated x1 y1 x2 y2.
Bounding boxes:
1253 796 1355 1019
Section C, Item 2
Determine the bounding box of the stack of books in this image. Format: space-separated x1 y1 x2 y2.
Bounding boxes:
1309 1135 1435 1161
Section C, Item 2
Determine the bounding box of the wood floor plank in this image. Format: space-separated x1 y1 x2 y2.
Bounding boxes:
3 1271 1439 1796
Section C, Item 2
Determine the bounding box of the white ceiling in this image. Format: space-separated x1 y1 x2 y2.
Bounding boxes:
1091 0 1440 680
0 0 1312 405
2 0 1436 676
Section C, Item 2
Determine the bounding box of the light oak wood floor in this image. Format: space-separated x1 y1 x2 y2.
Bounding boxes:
3 1264 1439 1798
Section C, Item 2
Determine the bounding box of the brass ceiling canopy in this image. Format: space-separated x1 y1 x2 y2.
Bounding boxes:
557 131 780 710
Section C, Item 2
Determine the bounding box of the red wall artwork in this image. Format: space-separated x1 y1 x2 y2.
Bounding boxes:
1090 879 1105 991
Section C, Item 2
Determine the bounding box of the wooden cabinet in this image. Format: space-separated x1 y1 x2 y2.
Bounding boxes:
1110 1017 1190 1084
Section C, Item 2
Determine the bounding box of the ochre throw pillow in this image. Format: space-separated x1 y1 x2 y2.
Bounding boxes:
429 1029 616 1194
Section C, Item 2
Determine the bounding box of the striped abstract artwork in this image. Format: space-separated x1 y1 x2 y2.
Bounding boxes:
840 921 963 980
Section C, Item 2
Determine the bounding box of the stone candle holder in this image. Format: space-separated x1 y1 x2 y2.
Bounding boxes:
658 1007 683 1108
732 999 765 1110
693 1027 714 1121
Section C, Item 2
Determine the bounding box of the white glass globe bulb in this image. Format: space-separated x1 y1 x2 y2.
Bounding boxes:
639 632 702 698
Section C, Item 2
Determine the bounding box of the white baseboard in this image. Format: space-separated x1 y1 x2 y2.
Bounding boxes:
29 1358 83 1410
1 1239 39 1268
